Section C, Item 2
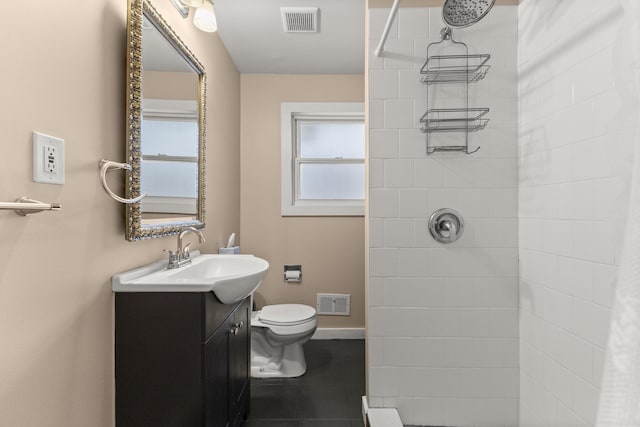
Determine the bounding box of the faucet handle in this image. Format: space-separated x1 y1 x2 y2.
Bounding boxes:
163 249 177 260
183 243 192 260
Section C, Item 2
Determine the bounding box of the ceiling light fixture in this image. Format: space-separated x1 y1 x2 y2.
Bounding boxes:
170 0 190 18
193 0 218 33
179 0 204 7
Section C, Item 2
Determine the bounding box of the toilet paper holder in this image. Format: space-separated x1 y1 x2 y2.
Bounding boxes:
284 265 302 283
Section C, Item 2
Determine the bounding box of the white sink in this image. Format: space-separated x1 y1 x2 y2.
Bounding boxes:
112 252 269 304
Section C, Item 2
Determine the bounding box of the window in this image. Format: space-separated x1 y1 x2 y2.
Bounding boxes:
281 102 365 216
141 99 199 215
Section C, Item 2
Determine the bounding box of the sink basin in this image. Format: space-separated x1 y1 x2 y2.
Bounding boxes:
112 252 269 304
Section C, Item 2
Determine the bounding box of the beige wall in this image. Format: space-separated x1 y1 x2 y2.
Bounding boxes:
143 70 199 100
0 1 240 426
240 74 365 329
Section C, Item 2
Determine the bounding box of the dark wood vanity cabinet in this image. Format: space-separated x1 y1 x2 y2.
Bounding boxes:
115 292 251 427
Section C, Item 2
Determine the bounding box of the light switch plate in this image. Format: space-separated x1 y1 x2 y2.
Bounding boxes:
33 131 64 184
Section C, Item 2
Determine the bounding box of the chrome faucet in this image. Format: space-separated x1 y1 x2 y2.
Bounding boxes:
166 227 206 269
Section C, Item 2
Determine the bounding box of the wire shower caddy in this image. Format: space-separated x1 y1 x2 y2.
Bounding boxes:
420 27 491 155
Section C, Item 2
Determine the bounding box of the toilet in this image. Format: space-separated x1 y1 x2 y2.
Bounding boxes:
250 303 317 378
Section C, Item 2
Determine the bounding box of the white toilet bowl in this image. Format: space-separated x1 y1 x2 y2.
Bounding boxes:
250 304 317 378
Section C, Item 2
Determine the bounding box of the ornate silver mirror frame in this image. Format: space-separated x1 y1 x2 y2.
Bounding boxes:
125 0 206 241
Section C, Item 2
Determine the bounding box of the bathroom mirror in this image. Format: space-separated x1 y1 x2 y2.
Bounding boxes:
125 0 206 241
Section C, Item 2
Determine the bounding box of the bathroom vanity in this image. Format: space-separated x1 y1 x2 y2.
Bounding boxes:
115 293 251 427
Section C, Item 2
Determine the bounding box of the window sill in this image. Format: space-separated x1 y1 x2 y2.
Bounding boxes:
281 203 364 217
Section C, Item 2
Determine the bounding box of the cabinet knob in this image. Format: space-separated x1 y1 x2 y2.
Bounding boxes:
230 321 244 335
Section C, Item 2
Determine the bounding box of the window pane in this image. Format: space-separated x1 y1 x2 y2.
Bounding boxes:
299 163 365 200
298 122 365 159
141 160 198 197
141 119 199 157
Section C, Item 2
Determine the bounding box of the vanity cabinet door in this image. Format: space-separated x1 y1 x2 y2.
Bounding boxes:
116 293 250 427
115 293 204 427
228 298 251 426
204 296 250 427
204 322 230 427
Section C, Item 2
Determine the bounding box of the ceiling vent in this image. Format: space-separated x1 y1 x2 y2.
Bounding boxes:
281 7 319 33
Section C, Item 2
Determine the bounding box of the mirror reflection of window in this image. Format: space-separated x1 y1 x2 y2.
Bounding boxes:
141 100 199 215
140 14 201 221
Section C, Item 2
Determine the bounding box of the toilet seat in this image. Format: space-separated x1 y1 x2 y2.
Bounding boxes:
259 304 316 326
252 304 317 336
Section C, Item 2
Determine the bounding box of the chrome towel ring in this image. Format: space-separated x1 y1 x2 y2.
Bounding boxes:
99 159 147 204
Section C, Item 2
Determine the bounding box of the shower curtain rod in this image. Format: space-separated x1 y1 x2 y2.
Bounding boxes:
374 0 400 57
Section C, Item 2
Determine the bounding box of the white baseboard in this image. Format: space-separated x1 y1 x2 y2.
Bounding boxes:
361 396 403 427
367 408 403 427
311 327 365 340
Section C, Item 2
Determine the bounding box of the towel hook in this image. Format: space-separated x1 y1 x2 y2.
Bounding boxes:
99 159 147 204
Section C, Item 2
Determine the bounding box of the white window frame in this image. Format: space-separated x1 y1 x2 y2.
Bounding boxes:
281 102 365 216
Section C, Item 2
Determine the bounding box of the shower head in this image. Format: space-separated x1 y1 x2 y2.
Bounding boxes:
442 0 496 28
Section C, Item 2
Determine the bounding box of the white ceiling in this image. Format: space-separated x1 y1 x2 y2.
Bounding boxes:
213 0 366 74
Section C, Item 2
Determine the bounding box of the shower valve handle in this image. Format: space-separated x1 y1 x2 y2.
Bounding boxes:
429 208 464 244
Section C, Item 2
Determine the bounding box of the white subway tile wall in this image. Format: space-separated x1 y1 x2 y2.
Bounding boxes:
518 1 637 426
368 6 519 426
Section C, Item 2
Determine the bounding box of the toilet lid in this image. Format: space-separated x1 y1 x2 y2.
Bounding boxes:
259 304 316 326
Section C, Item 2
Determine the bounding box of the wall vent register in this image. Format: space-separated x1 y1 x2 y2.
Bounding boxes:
317 293 350 316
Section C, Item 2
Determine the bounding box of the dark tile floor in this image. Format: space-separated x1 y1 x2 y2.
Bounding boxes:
243 339 365 427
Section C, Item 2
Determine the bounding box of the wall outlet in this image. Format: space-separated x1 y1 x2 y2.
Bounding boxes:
33 132 64 184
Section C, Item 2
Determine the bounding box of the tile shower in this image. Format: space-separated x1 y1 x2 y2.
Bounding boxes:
518 1 635 426
366 1 638 426
368 5 519 426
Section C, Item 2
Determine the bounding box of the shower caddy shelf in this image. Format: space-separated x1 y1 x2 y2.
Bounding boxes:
420 53 490 84
420 28 491 155
420 107 489 134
